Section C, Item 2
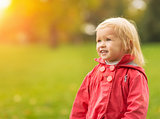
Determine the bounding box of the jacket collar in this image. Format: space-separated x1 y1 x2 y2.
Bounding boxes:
94 54 134 66
95 54 147 82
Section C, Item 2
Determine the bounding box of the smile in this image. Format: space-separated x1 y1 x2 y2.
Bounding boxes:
100 50 108 53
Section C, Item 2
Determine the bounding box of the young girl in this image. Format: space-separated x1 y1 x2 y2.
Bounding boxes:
70 17 149 119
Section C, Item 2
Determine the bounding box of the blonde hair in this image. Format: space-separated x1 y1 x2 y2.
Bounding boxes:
96 17 145 67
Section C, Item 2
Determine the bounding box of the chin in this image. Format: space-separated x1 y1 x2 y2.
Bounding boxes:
101 56 108 60
100 54 109 60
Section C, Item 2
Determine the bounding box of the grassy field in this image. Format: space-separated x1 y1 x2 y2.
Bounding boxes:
0 43 159 119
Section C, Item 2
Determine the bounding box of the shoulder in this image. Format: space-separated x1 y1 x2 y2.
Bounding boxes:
127 68 147 83
128 68 144 77
118 63 147 82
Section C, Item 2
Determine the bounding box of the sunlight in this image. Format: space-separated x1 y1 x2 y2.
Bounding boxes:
0 0 11 10
131 0 146 10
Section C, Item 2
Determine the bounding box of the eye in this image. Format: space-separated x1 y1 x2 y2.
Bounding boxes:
106 38 111 41
97 39 101 42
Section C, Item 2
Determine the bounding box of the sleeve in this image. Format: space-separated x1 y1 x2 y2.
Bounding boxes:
121 73 149 119
70 73 91 119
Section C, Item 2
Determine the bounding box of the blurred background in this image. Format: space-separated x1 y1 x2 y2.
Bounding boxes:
0 0 160 118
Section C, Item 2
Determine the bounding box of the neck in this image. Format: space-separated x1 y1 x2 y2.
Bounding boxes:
105 60 119 65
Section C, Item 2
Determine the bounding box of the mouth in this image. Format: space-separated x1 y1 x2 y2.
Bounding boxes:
100 50 108 54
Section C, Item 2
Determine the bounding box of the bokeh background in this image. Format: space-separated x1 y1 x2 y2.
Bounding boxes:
0 0 160 118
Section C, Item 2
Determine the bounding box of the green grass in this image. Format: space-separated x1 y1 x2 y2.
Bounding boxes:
0 43 159 118
142 43 160 119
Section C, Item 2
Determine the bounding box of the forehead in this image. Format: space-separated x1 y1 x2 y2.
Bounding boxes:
96 26 116 38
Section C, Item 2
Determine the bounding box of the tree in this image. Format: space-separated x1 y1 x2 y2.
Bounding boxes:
142 0 160 42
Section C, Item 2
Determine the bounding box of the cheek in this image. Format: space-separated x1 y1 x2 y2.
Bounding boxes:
106 42 112 51
96 43 99 51
114 44 123 54
110 43 121 53
107 43 111 48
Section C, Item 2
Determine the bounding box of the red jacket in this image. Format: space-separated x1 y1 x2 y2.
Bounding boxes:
70 54 149 119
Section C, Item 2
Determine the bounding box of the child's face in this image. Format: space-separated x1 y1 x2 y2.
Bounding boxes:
96 26 125 62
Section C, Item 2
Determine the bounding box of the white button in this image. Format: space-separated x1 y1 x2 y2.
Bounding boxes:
109 65 115 71
100 66 105 72
107 76 112 82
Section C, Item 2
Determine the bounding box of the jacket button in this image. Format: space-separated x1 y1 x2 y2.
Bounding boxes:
107 76 112 82
109 65 115 71
100 66 105 72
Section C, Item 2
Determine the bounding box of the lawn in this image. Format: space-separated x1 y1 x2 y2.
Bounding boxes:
0 43 159 119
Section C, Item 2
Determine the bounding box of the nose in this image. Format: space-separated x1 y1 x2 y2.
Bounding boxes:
100 40 106 48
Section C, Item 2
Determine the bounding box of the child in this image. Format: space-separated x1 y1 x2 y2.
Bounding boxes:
70 17 149 119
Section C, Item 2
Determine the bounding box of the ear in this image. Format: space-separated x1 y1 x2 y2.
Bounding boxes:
125 39 133 53
130 40 133 50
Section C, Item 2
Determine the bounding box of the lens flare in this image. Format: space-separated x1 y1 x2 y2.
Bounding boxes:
0 0 11 10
